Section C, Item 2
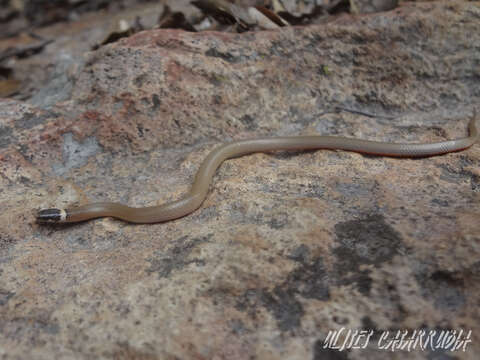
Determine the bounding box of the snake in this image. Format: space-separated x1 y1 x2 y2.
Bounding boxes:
36 116 478 224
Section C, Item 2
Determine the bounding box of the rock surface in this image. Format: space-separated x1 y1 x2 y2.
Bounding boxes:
1 1 479 359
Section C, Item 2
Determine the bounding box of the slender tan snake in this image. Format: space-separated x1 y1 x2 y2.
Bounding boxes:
36 116 478 224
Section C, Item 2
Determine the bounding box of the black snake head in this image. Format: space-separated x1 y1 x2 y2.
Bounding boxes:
36 208 65 224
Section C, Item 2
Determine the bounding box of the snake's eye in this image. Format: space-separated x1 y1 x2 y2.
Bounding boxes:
36 208 64 223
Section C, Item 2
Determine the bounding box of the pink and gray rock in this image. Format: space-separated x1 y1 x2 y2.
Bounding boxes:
0 1 479 359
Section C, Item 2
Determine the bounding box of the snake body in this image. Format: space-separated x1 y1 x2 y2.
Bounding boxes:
36 117 478 224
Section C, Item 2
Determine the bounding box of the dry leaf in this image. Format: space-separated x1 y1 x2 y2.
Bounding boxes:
158 5 197 31
0 68 21 97
247 7 280 29
192 0 283 31
254 6 289 27
94 17 144 49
